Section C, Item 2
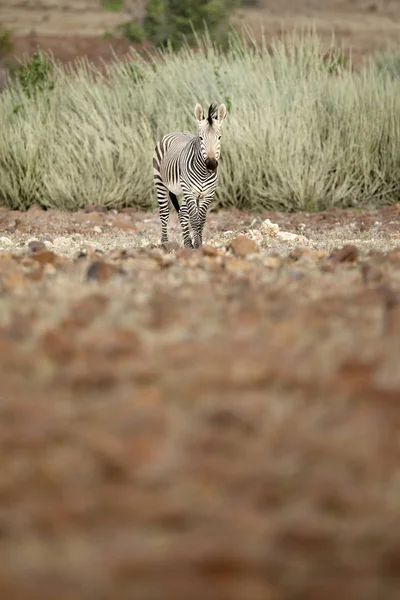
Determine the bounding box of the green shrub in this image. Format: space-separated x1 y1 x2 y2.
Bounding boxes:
116 21 145 43
14 51 55 99
143 0 240 50
0 31 400 212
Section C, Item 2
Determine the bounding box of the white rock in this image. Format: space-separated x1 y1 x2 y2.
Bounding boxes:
276 231 308 243
247 229 263 243
260 219 280 237
93 226 102 234
0 236 12 246
53 236 71 247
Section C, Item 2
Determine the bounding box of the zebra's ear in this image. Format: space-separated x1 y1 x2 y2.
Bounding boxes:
217 104 227 121
194 104 204 121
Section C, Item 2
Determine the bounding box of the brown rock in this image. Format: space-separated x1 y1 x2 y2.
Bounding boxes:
176 248 195 260
27 204 43 213
84 204 108 214
202 245 220 257
32 250 56 265
230 235 259 257
86 260 121 282
68 293 109 327
225 258 255 274
77 211 103 224
112 214 137 231
330 244 359 263
1 272 26 290
360 262 383 285
41 329 76 363
160 240 180 253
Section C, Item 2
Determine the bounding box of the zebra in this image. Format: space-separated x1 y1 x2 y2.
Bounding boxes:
153 102 227 249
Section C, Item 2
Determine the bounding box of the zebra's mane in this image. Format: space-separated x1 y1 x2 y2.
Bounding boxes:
207 103 218 126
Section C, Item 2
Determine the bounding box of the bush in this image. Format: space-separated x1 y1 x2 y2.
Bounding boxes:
143 0 240 50
13 51 55 99
0 31 400 212
116 21 145 43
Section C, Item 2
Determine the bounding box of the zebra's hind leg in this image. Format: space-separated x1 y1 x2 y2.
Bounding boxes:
178 200 193 248
155 181 170 243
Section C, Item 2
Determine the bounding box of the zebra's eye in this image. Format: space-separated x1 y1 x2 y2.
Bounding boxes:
199 136 204 141
217 135 221 140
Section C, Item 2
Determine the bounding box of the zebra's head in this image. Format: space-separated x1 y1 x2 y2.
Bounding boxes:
194 103 227 174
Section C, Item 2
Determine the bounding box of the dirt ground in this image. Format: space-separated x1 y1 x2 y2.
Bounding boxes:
0 204 399 599
1 0 400 68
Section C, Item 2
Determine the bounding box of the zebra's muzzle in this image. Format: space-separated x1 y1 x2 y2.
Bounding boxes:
205 157 218 173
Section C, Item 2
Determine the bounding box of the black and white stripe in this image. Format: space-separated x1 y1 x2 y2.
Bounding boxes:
153 103 227 248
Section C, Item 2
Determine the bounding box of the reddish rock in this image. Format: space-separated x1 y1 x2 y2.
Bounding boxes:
329 244 359 263
31 250 57 265
84 204 108 214
67 293 109 327
202 245 220 257
41 328 76 364
160 241 180 253
230 235 259 257
86 260 121 282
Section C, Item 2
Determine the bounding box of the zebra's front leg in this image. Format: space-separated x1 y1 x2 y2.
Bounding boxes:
184 194 202 248
178 200 193 248
198 194 214 246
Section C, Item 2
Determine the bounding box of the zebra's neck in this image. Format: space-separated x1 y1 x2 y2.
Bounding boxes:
189 136 209 177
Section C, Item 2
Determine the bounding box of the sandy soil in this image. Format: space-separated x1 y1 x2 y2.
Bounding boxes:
0 204 399 599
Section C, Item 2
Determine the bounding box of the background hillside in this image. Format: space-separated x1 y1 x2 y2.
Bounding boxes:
1 1 400 67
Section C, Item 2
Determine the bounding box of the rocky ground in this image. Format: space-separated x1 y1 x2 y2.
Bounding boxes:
0 204 400 599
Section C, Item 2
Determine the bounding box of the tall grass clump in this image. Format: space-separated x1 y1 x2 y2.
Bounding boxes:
1 29 400 211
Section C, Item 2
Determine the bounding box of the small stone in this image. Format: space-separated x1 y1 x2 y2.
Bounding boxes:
93 226 102 234
0 236 12 247
260 219 280 237
230 235 259 257
28 240 46 253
